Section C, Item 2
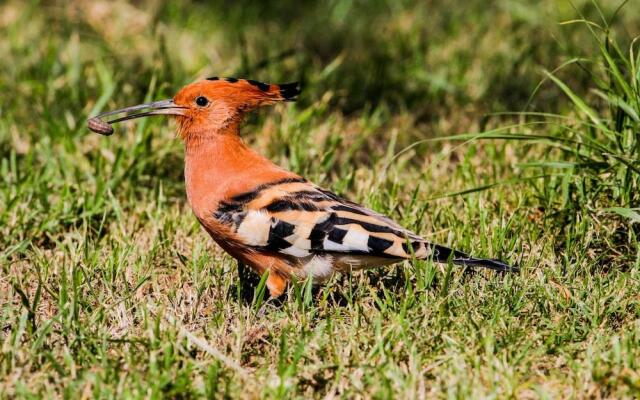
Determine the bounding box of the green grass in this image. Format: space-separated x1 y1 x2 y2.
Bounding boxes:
1 0 639 398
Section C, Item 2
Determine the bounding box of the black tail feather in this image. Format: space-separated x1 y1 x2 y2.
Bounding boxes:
431 244 518 273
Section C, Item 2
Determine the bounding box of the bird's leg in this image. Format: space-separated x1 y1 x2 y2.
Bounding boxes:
238 253 291 299
266 271 289 298
236 261 287 301
236 261 261 304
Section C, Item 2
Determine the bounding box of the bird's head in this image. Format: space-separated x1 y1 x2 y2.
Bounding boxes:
89 77 300 140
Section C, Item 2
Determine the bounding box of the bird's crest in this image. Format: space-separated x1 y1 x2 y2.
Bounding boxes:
204 77 300 103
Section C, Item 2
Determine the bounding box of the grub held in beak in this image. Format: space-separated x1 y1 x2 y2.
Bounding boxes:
87 99 186 136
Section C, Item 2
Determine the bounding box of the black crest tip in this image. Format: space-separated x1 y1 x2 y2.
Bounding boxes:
278 82 301 101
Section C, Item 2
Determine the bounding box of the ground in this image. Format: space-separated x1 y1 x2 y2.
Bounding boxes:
1 1 639 398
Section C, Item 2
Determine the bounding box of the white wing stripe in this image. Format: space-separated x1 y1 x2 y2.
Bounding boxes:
341 229 370 252
280 245 311 257
236 211 271 246
322 238 352 252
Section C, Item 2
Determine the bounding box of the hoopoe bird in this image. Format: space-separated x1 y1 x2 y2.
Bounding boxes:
89 77 516 297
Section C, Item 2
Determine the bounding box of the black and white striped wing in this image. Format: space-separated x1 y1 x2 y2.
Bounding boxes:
213 178 432 261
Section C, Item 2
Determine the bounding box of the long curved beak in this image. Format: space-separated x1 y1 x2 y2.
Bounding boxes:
95 99 186 123
88 99 187 135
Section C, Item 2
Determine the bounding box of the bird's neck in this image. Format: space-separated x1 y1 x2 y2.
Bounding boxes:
183 128 295 218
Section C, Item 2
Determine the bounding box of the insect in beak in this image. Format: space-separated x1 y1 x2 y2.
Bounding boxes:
87 99 187 135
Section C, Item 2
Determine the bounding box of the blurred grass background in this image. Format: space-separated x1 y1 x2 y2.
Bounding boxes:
1 0 639 398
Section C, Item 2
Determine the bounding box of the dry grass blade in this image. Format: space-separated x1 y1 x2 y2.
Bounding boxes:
162 313 252 381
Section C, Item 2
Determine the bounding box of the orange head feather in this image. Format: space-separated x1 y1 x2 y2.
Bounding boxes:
173 78 299 139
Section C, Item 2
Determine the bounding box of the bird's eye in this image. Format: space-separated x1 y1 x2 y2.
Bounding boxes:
195 96 209 107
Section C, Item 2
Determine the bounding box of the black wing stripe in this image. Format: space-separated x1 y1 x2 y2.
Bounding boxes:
307 213 337 249
327 227 348 244
308 228 326 250
229 177 307 204
332 204 369 216
271 219 295 238
316 188 343 202
266 199 321 212
402 240 423 255
264 220 296 251
213 202 247 227
290 191 332 202
367 236 394 253
215 201 243 215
